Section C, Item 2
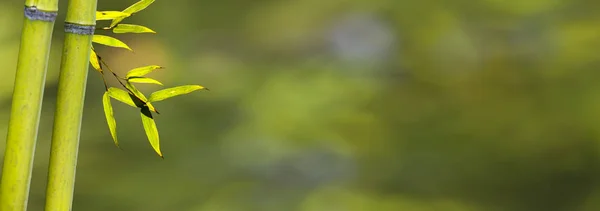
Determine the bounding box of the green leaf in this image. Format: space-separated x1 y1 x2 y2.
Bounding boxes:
126 82 159 114
125 82 148 102
128 77 163 86
140 107 162 158
107 87 139 108
149 85 206 102
113 24 156 34
123 0 156 14
92 35 132 51
103 92 119 147
125 65 162 79
96 11 130 21
109 0 156 28
90 49 101 72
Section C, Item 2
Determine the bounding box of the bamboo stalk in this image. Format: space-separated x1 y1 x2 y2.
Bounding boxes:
0 1 59 210
44 0 97 210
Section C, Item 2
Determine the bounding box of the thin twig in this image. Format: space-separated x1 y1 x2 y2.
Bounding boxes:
95 56 109 91
97 55 129 90
95 53 153 110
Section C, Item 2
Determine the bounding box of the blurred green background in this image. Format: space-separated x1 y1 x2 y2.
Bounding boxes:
2 0 600 210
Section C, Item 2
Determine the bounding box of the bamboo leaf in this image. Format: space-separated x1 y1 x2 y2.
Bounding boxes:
107 87 139 108
126 82 159 114
128 77 163 86
148 85 206 102
123 0 156 15
125 65 162 79
113 24 156 34
96 11 130 21
92 35 132 51
102 92 119 147
109 0 156 28
140 107 162 158
125 82 148 102
89 49 101 72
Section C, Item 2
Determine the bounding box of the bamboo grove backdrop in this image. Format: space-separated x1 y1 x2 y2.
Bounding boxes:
1 0 600 210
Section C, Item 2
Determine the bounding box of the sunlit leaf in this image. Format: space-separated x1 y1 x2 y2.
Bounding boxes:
109 0 156 28
125 82 148 102
109 18 126 29
140 107 162 158
92 35 132 51
148 85 206 102
125 65 162 79
123 0 156 15
128 77 163 86
126 82 159 114
102 92 119 147
107 87 139 108
96 11 130 21
89 49 101 72
113 24 156 34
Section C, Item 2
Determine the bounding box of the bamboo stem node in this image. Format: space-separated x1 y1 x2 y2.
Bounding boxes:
24 6 57 21
64 22 95 35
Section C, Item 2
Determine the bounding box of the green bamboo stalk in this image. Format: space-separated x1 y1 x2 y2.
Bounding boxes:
44 0 97 210
0 1 59 210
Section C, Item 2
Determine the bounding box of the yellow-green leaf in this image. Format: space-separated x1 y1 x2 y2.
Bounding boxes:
92 35 132 51
125 82 148 102
109 17 126 29
126 65 162 79
96 11 130 21
109 0 156 28
103 92 119 147
90 49 101 72
126 82 159 114
107 87 139 108
148 85 206 102
123 0 156 15
113 24 156 34
128 77 163 86
140 107 162 158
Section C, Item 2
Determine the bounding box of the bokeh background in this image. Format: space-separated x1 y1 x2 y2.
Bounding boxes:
2 0 600 210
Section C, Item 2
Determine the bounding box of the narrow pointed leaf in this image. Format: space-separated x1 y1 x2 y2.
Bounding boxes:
140 107 162 158
126 82 159 113
109 17 127 29
149 85 206 102
92 35 132 51
128 77 163 86
107 87 139 108
90 49 102 72
96 11 130 21
113 24 156 34
125 65 162 79
109 0 156 28
103 92 119 147
123 0 156 15
125 82 148 102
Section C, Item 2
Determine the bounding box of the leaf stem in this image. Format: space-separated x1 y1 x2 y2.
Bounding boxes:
96 55 154 109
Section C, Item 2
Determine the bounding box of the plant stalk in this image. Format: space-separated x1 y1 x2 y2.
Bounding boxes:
44 0 96 210
0 1 59 210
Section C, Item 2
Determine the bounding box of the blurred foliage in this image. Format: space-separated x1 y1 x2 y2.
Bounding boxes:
2 0 600 210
